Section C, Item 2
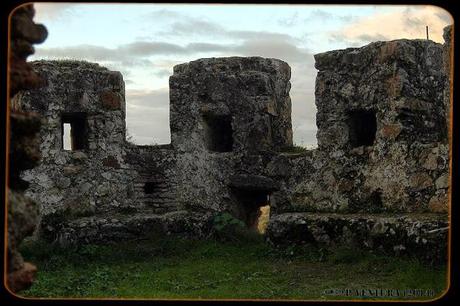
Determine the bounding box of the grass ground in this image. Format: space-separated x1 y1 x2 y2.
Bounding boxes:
18 235 447 301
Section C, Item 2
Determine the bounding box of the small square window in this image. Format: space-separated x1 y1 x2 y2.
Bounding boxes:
203 114 233 152
347 109 377 147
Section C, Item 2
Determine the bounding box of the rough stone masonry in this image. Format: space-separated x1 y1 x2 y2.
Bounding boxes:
15 26 452 262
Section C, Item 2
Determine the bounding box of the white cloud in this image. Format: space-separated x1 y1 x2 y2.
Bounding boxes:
125 88 171 144
33 3 78 22
329 6 452 45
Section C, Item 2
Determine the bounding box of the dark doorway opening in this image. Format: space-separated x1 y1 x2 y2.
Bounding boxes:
61 113 87 150
232 189 271 234
203 114 233 152
347 109 377 147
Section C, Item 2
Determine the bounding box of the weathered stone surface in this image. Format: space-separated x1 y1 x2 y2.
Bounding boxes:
100 90 122 110
428 192 448 213
263 33 451 258
229 174 279 192
443 25 453 141
274 37 450 215
267 212 448 263
16 29 451 263
435 173 449 189
17 57 294 246
102 155 120 168
45 211 212 246
409 172 433 190
380 124 402 139
170 57 292 153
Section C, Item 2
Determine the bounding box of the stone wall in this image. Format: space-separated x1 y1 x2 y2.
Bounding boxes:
169 57 292 222
17 57 293 243
16 60 140 241
273 38 449 215
265 33 451 262
15 30 451 262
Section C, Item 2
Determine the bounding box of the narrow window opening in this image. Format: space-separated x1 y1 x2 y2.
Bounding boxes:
63 123 72 150
347 109 377 147
61 113 87 151
203 114 233 152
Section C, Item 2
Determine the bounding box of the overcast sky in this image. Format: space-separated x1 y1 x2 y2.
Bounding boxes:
30 3 452 147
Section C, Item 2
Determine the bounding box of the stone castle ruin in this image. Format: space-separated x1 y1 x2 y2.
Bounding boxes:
15 26 452 262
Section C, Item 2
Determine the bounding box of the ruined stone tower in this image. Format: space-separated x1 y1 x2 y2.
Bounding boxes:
15 27 451 261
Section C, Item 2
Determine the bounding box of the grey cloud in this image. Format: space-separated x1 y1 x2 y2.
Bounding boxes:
155 13 297 44
35 42 186 63
404 16 425 29
35 40 237 63
34 45 113 61
229 30 295 42
188 42 232 53
328 33 376 46
155 15 226 37
120 41 188 55
126 117 171 145
309 9 334 20
126 88 171 144
35 36 311 65
152 68 173 78
234 39 311 63
293 126 317 147
143 9 185 20
355 33 389 42
34 3 78 20
127 88 170 110
306 10 357 23
34 7 318 147
435 11 453 24
278 12 300 27
170 19 226 36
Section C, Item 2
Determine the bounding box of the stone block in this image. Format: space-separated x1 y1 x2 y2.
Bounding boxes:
100 90 122 110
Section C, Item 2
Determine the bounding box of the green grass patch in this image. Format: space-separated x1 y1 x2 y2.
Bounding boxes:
18 237 447 301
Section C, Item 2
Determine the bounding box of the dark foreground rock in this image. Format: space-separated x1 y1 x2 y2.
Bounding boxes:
7 4 47 292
